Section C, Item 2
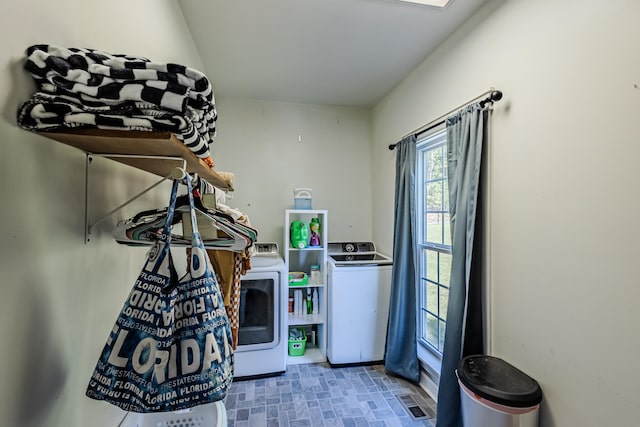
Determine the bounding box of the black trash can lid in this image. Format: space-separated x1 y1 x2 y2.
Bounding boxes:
458 355 542 408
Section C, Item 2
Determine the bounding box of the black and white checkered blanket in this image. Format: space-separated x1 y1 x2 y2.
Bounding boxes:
17 45 217 163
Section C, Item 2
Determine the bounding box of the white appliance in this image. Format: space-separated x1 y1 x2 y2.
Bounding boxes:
327 242 393 366
234 243 287 379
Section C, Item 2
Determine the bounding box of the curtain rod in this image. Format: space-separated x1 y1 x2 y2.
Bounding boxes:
388 88 503 150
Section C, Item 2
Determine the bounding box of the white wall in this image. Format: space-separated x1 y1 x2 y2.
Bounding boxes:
0 3 375 426
9 0 637 425
211 97 373 249
0 1 206 426
372 0 640 426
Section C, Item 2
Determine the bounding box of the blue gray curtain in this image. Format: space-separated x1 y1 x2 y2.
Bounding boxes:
384 135 420 383
436 103 489 427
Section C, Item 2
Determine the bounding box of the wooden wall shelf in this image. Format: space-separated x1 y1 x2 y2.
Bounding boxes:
39 129 234 191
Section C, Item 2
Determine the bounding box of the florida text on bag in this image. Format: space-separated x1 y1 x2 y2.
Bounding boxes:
86 173 234 412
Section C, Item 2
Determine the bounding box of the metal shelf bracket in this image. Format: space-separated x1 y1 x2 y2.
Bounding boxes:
84 154 186 243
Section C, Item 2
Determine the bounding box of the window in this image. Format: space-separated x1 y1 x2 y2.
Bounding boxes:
416 129 451 355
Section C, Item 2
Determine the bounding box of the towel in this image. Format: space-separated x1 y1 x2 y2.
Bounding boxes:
17 44 217 162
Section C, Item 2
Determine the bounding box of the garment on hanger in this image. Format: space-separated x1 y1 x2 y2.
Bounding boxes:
208 249 250 349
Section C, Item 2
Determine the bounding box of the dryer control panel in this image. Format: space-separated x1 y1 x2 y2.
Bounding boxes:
328 241 376 255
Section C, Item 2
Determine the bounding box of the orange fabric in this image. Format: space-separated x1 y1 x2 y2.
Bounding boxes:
203 156 215 168
208 249 244 349
208 249 235 307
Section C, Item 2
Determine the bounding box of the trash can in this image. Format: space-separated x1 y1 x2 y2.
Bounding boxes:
457 355 542 427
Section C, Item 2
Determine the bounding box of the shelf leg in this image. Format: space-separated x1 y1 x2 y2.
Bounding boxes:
85 154 91 243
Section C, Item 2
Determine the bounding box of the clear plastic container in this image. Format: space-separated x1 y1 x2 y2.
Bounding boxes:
310 265 321 285
293 188 312 209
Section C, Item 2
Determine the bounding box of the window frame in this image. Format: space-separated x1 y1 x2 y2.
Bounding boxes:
415 128 450 373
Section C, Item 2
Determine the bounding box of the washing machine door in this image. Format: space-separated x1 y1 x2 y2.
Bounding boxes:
237 270 280 351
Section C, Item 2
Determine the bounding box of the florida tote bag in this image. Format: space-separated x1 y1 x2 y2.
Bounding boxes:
86 174 234 412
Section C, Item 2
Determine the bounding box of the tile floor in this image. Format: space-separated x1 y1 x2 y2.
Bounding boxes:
224 363 436 426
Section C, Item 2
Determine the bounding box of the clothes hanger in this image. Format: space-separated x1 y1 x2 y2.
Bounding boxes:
114 207 252 251
113 169 255 252
176 204 253 252
175 179 258 250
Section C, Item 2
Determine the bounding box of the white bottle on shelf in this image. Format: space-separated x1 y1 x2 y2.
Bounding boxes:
294 289 302 315
299 289 305 315
312 288 319 314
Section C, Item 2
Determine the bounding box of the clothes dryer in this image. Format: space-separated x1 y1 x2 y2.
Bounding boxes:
234 243 287 379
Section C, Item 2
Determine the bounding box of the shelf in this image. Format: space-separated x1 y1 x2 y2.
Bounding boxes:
288 284 324 289
38 129 234 191
287 347 325 365
288 313 324 325
285 209 328 368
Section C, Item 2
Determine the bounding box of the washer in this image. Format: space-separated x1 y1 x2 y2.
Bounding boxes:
327 242 393 366
234 243 287 379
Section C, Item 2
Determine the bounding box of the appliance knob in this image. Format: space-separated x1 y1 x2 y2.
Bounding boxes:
345 243 355 252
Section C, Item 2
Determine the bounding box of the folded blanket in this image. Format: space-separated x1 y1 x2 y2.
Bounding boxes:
18 44 217 162
18 92 214 162
24 45 213 112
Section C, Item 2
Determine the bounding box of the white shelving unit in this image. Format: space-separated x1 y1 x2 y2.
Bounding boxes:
284 209 328 365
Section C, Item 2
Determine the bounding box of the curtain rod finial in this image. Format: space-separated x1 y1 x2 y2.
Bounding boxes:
388 143 396 150
491 90 503 102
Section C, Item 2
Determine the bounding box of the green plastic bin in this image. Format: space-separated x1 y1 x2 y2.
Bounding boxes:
288 329 307 356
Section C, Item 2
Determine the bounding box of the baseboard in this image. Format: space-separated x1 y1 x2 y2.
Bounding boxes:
233 370 285 382
419 367 438 403
326 359 384 369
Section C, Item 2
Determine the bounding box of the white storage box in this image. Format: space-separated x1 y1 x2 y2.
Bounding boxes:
119 401 227 427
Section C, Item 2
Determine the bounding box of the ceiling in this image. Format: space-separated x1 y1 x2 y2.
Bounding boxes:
178 0 488 108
